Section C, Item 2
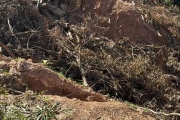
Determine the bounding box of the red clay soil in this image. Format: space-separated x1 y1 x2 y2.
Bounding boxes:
67 0 178 45
0 57 108 102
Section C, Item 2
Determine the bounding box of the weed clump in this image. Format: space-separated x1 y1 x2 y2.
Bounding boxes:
0 91 66 120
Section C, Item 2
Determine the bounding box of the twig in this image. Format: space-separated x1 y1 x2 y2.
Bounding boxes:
31 45 59 54
75 35 88 87
7 17 21 51
0 42 15 58
8 88 24 94
14 30 38 35
138 106 180 116
75 52 89 87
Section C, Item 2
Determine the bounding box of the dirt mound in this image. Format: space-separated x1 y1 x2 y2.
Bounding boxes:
0 93 155 120
49 95 154 120
0 54 108 102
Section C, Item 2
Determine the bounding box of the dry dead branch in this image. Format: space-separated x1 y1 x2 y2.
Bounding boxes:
0 42 15 58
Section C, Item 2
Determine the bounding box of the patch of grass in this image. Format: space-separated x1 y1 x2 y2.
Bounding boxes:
15 57 25 61
57 71 66 79
0 91 71 120
0 85 9 95
42 60 53 66
2 70 11 75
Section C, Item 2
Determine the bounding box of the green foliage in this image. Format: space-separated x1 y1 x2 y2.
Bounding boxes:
0 85 9 95
165 0 174 6
42 60 53 66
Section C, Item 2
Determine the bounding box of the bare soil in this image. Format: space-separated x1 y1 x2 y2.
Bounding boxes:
49 95 154 120
0 94 155 120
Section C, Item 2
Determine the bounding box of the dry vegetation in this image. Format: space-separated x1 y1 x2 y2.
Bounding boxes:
1 0 180 119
